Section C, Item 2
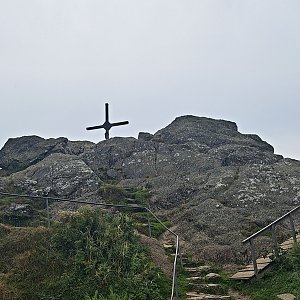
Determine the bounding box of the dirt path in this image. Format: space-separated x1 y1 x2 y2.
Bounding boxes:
138 233 173 277
228 289 252 300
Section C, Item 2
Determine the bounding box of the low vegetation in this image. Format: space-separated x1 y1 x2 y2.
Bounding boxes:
98 183 150 206
98 184 172 238
0 195 48 227
0 207 171 300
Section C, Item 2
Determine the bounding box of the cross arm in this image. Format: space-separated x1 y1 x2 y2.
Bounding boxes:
86 125 105 131
86 103 129 140
111 121 129 127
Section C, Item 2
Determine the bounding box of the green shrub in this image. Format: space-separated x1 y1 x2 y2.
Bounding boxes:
0 195 49 227
132 189 150 204
98 183 128 204
0 207 170 300
151 220 172 238
276 243 300 271
85 290 133 300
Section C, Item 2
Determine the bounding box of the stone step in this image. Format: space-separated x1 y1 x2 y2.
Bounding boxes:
163 239 174 244
170 253 188 261
138 223 153 227
230 256 272 280
187 276 203 282
186 271 204 278
183 260 201 267
124 197 137 202
186 292 231 299
185 265 211 273
205 273 222 282
188 283 226 294
163 243 175 249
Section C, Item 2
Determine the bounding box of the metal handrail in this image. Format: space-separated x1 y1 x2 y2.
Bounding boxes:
145 208 181 299
242 204 300 278
0 192 181 299
243 204 300 244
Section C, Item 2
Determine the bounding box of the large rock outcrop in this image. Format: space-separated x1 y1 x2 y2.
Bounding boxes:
0 136 94 173
1 115 299 263
9 153 99 197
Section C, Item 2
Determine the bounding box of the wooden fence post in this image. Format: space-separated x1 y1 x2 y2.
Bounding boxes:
271 224 278 258
250 239 258 277
46 198 50 228
288 214 297 243
147 212 152 237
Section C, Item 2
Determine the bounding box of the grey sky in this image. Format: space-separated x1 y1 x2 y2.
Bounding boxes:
1 1 300 159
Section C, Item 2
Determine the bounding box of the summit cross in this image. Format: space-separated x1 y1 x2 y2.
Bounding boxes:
86 103 129 140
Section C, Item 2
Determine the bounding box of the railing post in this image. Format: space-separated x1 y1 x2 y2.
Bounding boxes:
45 198 50 228
288 214 297 243
249 239 258 277
1 192 180 300
175 270 179 300
271 224 278 258
147 212 152 237
178 242 183 268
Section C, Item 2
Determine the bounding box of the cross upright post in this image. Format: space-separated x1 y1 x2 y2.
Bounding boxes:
86 103 129 140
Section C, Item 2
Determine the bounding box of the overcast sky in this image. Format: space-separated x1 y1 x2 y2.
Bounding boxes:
1 0 299 159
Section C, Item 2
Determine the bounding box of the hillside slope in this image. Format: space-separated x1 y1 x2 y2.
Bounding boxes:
0 208 170 300
1 115 300 263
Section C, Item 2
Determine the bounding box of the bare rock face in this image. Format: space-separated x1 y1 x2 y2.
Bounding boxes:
82 116 281 182
277 294 296 300
1 115 299 264
0 136 94 173
152 116 278 165
4 203 33 219
10 153 99 197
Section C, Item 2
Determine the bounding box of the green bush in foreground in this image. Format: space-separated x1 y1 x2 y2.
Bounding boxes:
85 289 132 300
0 207 170 300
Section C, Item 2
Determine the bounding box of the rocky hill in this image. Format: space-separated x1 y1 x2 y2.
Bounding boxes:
1 115 300 263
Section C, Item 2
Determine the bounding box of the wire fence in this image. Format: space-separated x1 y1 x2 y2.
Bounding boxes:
0 191 182 299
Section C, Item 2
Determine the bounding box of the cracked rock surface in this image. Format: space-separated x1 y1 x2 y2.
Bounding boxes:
1 115 299 263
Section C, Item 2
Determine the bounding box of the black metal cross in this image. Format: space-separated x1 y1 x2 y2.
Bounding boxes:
86 103 129 140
